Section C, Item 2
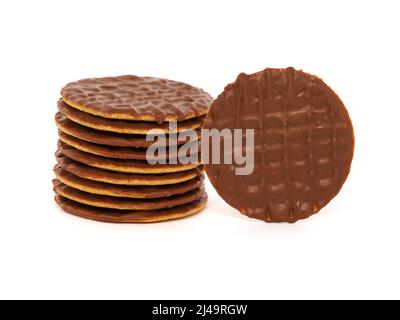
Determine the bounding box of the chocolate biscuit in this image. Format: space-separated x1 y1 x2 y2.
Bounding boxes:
58 140 199 174
56 152 203 186
55 193 208 223
53 180 204 210
203 67 354 223
56 112 200 148
61 75 212 122
58 99 205 134
58 130 200 161
54 165 204 198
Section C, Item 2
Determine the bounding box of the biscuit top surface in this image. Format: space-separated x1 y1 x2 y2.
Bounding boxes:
203 67 354 223
61 75 212 122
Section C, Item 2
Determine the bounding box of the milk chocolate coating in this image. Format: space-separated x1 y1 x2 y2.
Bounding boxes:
61 75 213 122
203 67 354 223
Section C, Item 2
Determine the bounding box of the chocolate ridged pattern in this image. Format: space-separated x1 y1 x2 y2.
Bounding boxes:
203 67 354 223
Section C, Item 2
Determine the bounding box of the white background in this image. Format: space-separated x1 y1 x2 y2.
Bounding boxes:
0 0 399 300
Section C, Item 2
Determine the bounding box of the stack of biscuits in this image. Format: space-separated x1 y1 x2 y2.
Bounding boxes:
53 75 212 223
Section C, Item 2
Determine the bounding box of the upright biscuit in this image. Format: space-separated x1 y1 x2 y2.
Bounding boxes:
203 67 354 223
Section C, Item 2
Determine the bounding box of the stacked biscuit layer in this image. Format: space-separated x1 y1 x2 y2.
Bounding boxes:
53 75 212 223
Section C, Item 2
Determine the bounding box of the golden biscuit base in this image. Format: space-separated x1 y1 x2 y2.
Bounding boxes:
58 140 199 174
55 192 208 223
54 165 204 198
53 179 204 210
56 152 204 186
56 112 201 148
61 75 212 122
58 130 200 161
58 99 205 134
